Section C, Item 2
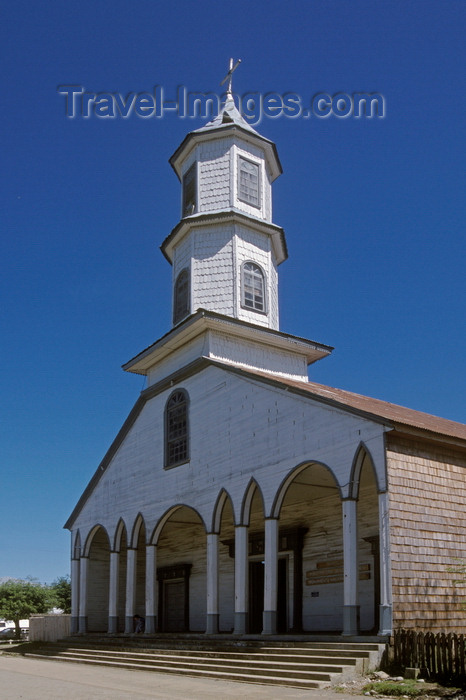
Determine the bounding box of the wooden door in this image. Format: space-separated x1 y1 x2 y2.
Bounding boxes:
163 580 186 632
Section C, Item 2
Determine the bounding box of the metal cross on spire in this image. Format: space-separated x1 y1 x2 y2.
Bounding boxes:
220 58 242 95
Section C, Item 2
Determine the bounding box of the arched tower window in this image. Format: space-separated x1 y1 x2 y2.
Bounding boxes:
241 262 266 313
238 156 260 208
173 268 190 325
165 389 189 468
182 163 197 216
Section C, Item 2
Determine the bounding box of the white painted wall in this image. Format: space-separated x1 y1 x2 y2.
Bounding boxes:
72 364 387 554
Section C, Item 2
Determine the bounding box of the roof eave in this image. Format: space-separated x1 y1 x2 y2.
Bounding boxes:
122 309 333 375
169 124 282 182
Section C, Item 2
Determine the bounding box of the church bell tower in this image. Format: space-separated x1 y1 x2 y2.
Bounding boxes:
162 80 287 331
124 63 332 386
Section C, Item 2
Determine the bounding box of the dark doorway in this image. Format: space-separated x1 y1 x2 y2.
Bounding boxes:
249 561 264 633
249 558 288 633
277 557 287 633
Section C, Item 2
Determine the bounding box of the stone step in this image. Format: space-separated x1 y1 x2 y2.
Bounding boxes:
25 638 387 689
26 654 326 689
59 645 364 665
58 648 348 675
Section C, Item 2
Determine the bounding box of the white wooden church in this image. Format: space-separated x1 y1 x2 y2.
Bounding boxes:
65 83 466 640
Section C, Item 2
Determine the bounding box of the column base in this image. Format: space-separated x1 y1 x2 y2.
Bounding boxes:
262 610 277 635
378 604 392 635
206 613 219 634
234 612 248 635
145 615 157 634
108 616 119 634
342 605 360 636
125 616 134 634
70 616 79 635
78 616 88 634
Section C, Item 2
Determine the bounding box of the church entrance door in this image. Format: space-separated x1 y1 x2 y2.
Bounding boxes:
163 579 186 631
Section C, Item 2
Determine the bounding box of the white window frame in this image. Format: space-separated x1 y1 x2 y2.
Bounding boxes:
237 156 261 209
241 261 267 314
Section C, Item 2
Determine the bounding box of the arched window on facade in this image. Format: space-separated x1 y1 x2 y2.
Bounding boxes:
241 261 266 313
165 389 189 468
173 268 190 325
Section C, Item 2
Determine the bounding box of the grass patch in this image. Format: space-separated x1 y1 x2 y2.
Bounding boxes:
362 679 425 696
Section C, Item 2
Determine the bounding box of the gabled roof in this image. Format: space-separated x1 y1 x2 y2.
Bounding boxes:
218 362 466 443
65 357 466 530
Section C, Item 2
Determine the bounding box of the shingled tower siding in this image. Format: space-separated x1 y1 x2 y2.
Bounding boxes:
386 433 466 633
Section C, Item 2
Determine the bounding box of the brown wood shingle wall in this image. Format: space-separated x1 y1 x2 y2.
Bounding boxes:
387 433 466 632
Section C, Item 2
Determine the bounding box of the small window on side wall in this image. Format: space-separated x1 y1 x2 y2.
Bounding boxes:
238 156 260 208
241 261 266 313
182 163 197 216
165 389 189 468
173 268 190 325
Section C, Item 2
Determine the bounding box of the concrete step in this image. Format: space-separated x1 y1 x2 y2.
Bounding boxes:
25 638 387 689
26 654 326 689
61 645 362 663
58 648 346 675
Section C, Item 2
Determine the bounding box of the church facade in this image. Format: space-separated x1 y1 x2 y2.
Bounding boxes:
65 92 466 639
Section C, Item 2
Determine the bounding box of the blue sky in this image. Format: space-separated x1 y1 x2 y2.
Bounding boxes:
1 0 465 584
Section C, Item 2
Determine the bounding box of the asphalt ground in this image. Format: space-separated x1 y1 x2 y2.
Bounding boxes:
0 654 361 700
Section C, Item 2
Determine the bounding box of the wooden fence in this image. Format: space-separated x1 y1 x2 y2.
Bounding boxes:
393 629 466 681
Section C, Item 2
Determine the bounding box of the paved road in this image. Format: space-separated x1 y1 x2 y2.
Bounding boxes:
0 654 361 700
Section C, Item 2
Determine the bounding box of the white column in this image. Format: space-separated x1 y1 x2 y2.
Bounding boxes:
263 518 279 635
145 544 157 634
342 498 359 635
108 551 120 634
206 533 219 634
378 491 393 634
234 525 248 634
78 557 88 634
70 558 80 635
125 548 137 634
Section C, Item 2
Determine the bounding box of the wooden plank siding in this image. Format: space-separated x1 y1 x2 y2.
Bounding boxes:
386 433 466 632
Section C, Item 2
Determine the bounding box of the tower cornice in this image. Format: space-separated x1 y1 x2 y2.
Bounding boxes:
122 309 333 378
160 210 288 265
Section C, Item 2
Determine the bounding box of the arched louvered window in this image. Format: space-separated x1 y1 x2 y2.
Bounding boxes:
165 389 189 468
241 261 266 313
173 268 190 325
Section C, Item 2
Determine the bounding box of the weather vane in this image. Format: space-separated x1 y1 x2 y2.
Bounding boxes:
220 58 242 95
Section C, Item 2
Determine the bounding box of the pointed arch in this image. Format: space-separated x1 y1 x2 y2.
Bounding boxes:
211 489 235 533
113 518 128 552
129 513 146 549
271 460 342 519
150 504 207 545
349 443 380 499
83 524 110 557
240 478 265 525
